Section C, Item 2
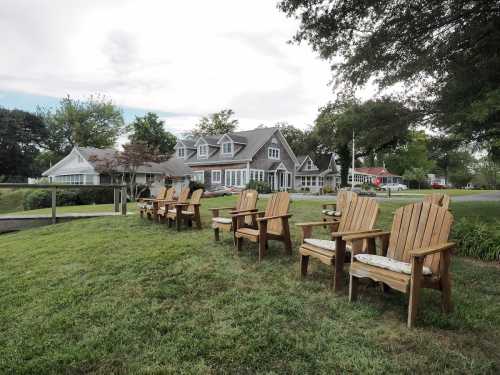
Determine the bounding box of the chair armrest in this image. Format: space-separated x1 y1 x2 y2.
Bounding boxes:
208 206 235 212
229 208 258 215
296 220 339 228
342 230 391 241
232 211 264 219
257 214 292 222
410 242 455 257
331 229 383 239
174 202 190 207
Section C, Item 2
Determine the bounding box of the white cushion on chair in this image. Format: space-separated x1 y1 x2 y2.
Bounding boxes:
146 204 154 210
354 254 432 276
167 209 176 214
137 203 146 209
322 209 341 217
212 217 233 224
168 209 192 215
303 238 352 252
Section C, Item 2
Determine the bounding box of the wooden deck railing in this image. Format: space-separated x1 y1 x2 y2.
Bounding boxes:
0 183 128 224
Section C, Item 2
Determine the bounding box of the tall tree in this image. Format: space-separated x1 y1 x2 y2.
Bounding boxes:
40 95 124 156
314 98 415 186
0 108 47 180
128 112 176 155
279 0 500 159
192 109 238 137
383 131 435 176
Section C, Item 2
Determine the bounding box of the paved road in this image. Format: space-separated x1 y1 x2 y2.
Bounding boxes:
262 191 500 202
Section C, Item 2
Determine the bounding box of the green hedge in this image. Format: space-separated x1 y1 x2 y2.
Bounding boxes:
246 180 272 194
452 219 500 261
23 188 115 210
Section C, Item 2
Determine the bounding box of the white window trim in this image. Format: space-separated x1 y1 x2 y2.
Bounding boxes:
224 169 247 187
193 171 205 183
268 147 280 160
198 144 208 159
249 169 265 182
221 142 233 156
211 170 222 184
177 147 186 159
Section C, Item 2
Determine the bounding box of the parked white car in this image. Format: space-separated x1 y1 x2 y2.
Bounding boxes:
380 183 408 191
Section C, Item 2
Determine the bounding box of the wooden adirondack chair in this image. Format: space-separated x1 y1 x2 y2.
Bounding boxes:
166 188 203 231
423 193 450 209
346 202 455 328
234 192 292 261
145 187 175 220
137 186 167 219
297 196 379 292
157 186 189 223
322 190 357 222
209 189 258 241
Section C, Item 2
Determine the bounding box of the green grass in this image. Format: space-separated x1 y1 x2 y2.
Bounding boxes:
391 189 498 197
0 189 26 214
1 197 500 374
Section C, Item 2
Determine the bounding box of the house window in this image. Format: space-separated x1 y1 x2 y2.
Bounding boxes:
177 148 185 158
306 159 313 170
268 147 280 160
211 170 221 184
225 169 247 187
249 169 265 182
54 174 84 184
222 142 233 155
198 144 208 158
193 171 204 183
319 177 324 186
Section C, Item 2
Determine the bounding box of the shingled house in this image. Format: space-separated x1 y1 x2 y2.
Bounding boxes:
174 127 299 191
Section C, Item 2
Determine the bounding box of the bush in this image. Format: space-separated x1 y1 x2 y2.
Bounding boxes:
322 186 334 194
23 187 117 210
246 180 272 194
452 219 500 261
189 181 205 195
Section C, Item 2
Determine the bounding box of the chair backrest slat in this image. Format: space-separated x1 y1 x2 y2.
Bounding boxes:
177 187 190 204
387 202 453 274
423 193 450 209
165 187 175 201
156 187 167 200
336 190 357 215
338 196 378 233
187 189 203 213
237 189 258 226
265 192 290 234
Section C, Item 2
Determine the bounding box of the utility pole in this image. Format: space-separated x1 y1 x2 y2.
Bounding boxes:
351 128 355 189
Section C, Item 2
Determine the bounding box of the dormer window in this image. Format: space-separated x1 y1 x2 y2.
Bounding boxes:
222 142 233 155
306 159 313 170
177 147 185 159
198 144 208 158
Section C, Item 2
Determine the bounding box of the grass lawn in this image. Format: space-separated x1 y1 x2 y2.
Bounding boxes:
0 189 26 214
390 188 498 197
1 196 500 374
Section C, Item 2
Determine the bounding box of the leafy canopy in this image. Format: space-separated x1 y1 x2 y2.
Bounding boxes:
40 95 124 155
191 109 238 137
279 0 500 158
128 112 176 155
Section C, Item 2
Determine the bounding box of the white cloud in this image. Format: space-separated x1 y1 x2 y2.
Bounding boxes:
0 0 337 130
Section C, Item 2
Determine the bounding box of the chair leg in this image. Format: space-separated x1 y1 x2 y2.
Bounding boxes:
258 236 266 262
214 227 220 241
349 274 359 302
333 238 346 293
300 254 309 278
441 274 453 314
408 257 423 328
236 237 243 252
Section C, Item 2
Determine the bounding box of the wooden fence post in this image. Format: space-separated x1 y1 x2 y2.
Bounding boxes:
121 186 127 216
51 188 57 224
114 188 120 213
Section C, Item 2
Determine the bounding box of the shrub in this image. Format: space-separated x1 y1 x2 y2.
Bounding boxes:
322 186 334 194
23 187 117 210
189 181 205 194
246 180 272 194
452 219 500 261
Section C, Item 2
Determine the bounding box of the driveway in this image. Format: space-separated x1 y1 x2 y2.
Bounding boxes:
262 191 500 202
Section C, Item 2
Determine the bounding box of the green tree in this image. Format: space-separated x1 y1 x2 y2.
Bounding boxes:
40 95 124 156
383 131 435 176
403 167 427 189
192 109 238 137
474 157 500 189
0 108 47 179
279 0 500 159
314 98 415 186
128 112 176 155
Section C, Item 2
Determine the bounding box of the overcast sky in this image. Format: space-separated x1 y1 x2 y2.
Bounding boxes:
0 0 376 135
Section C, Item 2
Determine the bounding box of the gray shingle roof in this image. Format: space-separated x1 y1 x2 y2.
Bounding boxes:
184 127 278 165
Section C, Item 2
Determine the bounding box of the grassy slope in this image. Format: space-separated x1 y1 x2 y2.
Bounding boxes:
0 189 26 214
1 196 500 374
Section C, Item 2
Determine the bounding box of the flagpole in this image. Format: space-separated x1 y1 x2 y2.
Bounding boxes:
351 128 355 189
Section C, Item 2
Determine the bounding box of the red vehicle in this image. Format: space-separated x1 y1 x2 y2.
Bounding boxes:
431 183 446 189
